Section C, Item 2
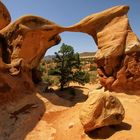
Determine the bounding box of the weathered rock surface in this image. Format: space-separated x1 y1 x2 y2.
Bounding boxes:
0 1 139 139
66 5 140 92
0 1 63 99
79 92 125 132
0 93 45 140
0 15 62 70
0 2 11 30
0 2 139 93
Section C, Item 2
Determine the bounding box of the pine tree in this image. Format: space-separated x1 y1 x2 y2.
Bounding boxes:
49 43 89 90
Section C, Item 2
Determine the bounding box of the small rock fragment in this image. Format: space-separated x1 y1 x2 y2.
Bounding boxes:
68 122 74 129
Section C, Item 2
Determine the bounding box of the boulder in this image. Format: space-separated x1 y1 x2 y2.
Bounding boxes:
79 92 125 132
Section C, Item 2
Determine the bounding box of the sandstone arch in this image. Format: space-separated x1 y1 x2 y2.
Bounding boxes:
64 5 140 91
0 1 139 95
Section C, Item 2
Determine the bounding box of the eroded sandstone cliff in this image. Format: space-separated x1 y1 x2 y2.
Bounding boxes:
0 2 139 99
0 1 140 139
65 5 140 92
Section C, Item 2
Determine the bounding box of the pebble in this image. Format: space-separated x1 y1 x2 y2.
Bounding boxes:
68 122 74 128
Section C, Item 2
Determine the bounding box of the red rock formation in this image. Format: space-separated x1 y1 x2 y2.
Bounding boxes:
79 92 125 132
0 2 140 139
0 1 139 94
0 2 11 30
0 3 63 98
65 5 140 92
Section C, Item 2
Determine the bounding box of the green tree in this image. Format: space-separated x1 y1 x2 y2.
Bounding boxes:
49 43 89 90
38 59 46 73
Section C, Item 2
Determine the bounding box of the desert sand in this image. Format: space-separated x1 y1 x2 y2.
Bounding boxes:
25 83 140 140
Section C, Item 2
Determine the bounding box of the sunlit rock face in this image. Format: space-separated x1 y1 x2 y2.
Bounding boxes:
0 1 139 96
79 92 125 132
65 5 140 92
0 1 62 99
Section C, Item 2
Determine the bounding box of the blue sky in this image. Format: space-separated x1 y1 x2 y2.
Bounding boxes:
2 0 140 55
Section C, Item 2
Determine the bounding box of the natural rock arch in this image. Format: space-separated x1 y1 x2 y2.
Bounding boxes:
64 5 140 92
0 1 140 97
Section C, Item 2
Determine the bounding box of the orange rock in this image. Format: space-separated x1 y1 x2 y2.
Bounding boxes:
0 1 11 30
65 5 140 92
79 92 125 132
0 2 139 96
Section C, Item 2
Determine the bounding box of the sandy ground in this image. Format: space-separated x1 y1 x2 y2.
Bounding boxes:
25 83 140 140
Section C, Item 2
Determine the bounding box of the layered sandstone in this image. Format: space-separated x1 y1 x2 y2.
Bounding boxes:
65 5 140 92
0 2 139 139
0 2 139 99
79 92 125 132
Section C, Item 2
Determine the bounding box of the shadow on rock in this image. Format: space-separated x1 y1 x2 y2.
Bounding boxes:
40 86 88 107
86 122 131 139
0 92 46 140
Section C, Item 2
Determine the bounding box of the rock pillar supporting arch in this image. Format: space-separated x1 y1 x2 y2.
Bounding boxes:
64 5 140 92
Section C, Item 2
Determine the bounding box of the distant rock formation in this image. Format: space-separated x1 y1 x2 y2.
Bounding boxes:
0 1 139 95
79 92 125 132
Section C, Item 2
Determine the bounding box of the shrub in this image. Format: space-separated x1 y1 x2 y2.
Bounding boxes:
90 65 97 71
42 75 53 87
89 72 97 83
73 71 90 85
38 63 46 73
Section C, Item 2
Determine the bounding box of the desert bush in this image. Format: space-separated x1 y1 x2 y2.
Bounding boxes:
73 71 90 85
89 71 97 83
90 65 97 71
49 76 60 86
48 68 58 75
42 75 53 87
38 63 46 73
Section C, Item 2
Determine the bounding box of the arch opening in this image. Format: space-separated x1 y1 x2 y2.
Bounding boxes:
46 32 97 56
43 32 98 88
